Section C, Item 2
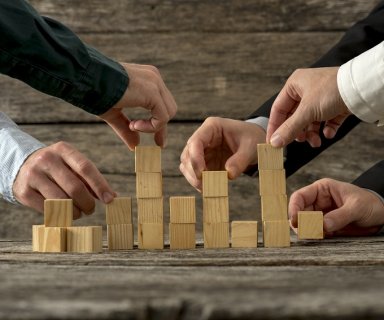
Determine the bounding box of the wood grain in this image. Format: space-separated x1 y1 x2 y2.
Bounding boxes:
107 224 134 250
169 196 196 223
231 221 258 248
105 197 132 225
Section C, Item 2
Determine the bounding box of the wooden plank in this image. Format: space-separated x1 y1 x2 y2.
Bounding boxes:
203 197 230 223
105 197 132 225
66 226 103 253
137 198 164 223
231 221 258 248
260 194 288 221
257 144 284 170
107 224 134 250
203 222 230 248
44 199 73 227
298 211 324 240
263 220 291 248
136 172 163 198
169 196 196 223
32 225 45 252
202 171 228 198
169 223 196 249
135 146 161 173
259 169 286 195
138 223 164 249
41 227 66 253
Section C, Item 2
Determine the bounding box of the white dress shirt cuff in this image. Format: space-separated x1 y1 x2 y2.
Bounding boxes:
245 116 269 132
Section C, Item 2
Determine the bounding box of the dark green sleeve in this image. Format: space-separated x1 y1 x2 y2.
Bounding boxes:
0 0 128 115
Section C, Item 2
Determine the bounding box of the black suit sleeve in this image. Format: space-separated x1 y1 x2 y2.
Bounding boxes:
352 161 384 198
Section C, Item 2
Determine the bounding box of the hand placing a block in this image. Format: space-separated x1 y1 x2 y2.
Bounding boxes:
289 178 384 237
13 142 116 219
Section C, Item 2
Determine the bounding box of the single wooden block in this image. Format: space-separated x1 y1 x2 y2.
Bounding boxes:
136 172 162 198
298 211 324 240
32 225 45 252
44 199 73 227
202 171 228 197
257 144 284 170
263 220 291 248
107 224 134 250
231 221 258 248
106 197 132 225
203 222 229 248
67 226 103 253
138 223 164 249
169 223 196 249
258 169 286 195
260 194 288 221
41 227 67 253
203 197 229 223
135 146 161 172
137 198 163 223
169 196 196 223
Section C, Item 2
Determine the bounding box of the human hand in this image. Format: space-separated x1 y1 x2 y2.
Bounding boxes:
13 142 116 219
180 117 266 191
99 63 177 150
267 67 351 148
289 178 384 237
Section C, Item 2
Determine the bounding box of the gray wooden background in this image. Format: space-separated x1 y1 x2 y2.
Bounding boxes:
0 0 382 239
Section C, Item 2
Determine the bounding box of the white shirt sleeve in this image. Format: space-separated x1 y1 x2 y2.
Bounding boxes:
337 41 384 126
0 113 45 203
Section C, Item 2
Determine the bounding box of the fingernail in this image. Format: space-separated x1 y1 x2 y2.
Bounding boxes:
324 218 334 232
103 192 114 204
270 133 283 147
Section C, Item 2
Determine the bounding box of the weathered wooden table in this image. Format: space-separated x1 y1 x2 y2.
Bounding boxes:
1 237 384 320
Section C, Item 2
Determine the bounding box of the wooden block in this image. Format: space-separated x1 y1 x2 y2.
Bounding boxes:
257 143 284 170
32 225 45 252
44 199 73 227
136 172 162 198
203 197 229 222
203 222 229 248
106 197 132 225
263 220 290 248
169 223 196 249
169 196 196 223
135 146 161 172
258 169 286 195
202 171 228 197
260 194 288 221
298 211 324 240
231 221 258 248
137 198 163 223
67 226 103 253
41 227 67 253
138 223 164 249
107 224 134 250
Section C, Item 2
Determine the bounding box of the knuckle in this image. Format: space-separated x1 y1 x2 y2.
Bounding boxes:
77 160 94 176
52 141 72 153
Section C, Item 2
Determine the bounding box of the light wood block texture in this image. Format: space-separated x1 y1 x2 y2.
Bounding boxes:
298 211 324 240
32 225 45 252
136 172 163 198
67 226 102 253
261 194 288 221
257 144 284 170
107 224 134 250
231 221 258 248
169 223 196 249
203 197 229 223
44 199 73 227
106 197 132 225
170 196 196 223
42 227 67 253
263 221 291 248
137 198 163 223
258 169 286 195
138 223 164 249
202 171 228 198
203 222 229 249
135 146 161 173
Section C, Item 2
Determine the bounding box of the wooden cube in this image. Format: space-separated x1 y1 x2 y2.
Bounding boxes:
298 211 324 240
258 169 286 195
202 171 228 197
257 144 284 170
137 198 163 223
44 199 73 227
136 172 162 198
106 197 132 225
67 226 103 253
42 227 67 253
107 224 134 250
263 220 290 248
231 221 258 248
135 146 161 172
32 225 45 252
203 197 229 223
260 194 288 221
138 223 164 249
169 196 196 223
203 222 229 248
169 223 196 249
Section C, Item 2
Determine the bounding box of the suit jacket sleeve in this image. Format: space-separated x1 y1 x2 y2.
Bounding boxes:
352 161 384 198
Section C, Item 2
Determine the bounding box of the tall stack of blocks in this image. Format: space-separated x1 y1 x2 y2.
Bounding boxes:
135 146 164 249
202 171 229 248
257 144 290 247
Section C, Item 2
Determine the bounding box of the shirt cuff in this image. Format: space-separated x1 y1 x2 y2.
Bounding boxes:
245 116 269 132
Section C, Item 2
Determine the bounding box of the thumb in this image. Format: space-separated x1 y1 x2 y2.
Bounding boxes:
323 205 354 233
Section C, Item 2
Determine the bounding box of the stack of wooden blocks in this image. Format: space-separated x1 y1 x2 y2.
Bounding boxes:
257 144 290 247
32 199 102 253
135 146 164 249
202 171 230 248
169 196 196 249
